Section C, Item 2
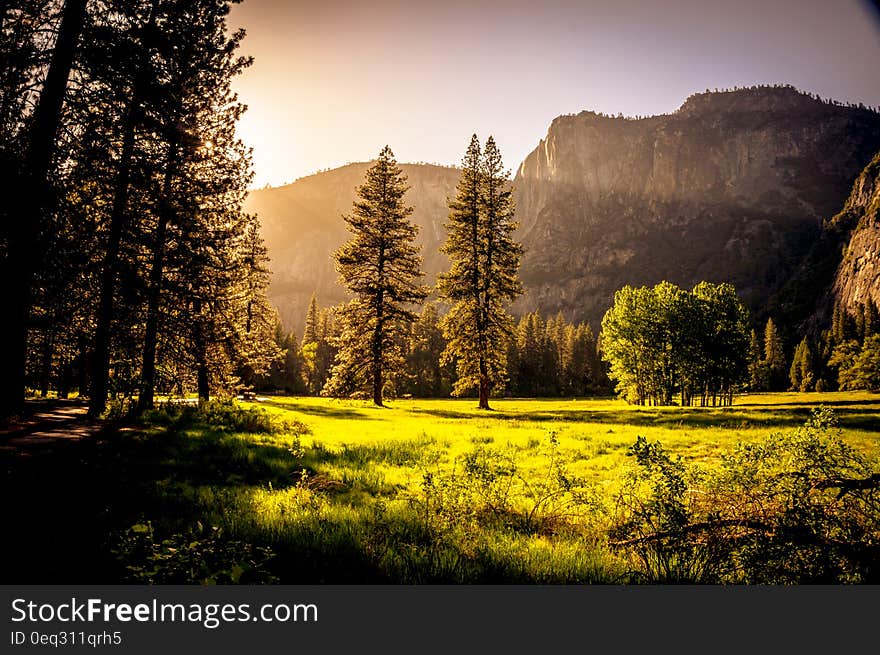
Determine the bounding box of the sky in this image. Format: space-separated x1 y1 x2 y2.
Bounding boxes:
227 0 880 188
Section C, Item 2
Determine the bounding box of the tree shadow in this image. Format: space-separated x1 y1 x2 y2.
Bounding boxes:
258 398 376 420
406 403 880 431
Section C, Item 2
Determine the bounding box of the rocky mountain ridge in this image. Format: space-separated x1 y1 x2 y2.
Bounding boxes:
512 86 880 326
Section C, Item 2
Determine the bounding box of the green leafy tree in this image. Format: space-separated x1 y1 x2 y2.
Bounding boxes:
323 146 428 406
601 281 750 406
438 135 522 409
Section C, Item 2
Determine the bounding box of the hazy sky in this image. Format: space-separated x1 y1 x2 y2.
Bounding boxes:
227 0 880 188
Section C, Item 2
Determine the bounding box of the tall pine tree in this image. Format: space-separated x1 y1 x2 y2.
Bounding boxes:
323 146 428 406
438 135 522 409
763 317 786 391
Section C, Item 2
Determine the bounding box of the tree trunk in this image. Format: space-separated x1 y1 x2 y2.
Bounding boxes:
372 261 385 407
137 142 179 413
196 352 210 403
39 328 55 397
0 0 87 415
193 298 210 402
59 354 71 399
88 97 139 417
478 356 490 410
372 365 383 407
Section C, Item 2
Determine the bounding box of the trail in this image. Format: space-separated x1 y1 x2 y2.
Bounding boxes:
0 399 105 456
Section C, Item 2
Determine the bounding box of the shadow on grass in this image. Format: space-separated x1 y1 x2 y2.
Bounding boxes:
407 403 880 431
0 421 617 584
302 438 435 470
258 398 376 420
0 416 310 583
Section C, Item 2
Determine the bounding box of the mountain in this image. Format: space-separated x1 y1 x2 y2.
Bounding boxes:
244 163 460 331
247 86 880 332
513 86 880 328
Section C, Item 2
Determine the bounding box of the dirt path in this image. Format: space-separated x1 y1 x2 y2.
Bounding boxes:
0 399 106 456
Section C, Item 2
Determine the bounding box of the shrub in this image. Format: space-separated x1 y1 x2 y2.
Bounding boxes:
610 407 880 583
144 398 307 435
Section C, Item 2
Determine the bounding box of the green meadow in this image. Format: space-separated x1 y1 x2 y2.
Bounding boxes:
3 392 878 584
255 392 880 479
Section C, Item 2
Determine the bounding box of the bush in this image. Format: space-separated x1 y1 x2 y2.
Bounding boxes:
414 431 602 542
610 407 880 583
144 398 306 435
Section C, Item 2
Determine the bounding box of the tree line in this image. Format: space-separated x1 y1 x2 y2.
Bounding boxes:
759 300 880 394
257 296 606 400
1 0 278 416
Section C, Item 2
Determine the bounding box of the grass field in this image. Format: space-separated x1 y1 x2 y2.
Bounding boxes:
253 391 880 489
2 392 878 584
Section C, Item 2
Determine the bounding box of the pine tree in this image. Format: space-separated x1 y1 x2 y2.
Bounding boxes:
323 146 428 406
763 318 786 391
438 135 522 409
864 299 878 338
1 0 88 414
135 1 257 409
314 307 338 392
515 312 543 396
565 323 595 396
302 293 319 346
789 337 814 392
747 328 767 391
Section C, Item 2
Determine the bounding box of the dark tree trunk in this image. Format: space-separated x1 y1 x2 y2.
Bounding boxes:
59 354 71 399
88 97 139 417
0 0 87 415
39 329 55 397
195 334 210 403
193 299 210 403
478 356 490 410
196 357 210 402
137 143 179 413
372 262 385 407
372 366 383 407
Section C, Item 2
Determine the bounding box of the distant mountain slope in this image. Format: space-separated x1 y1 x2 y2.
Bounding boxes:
244 163 460 331
247 87 880 332
512 86 880 327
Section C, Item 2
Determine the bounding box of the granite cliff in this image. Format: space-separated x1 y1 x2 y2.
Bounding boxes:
513 86 880 327
833 152 880 312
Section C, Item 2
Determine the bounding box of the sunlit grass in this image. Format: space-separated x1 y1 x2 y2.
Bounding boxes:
248 392 880 493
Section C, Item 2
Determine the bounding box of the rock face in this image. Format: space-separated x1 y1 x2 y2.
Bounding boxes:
244 163 460 331
833 152 880 312
512 86 880 327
